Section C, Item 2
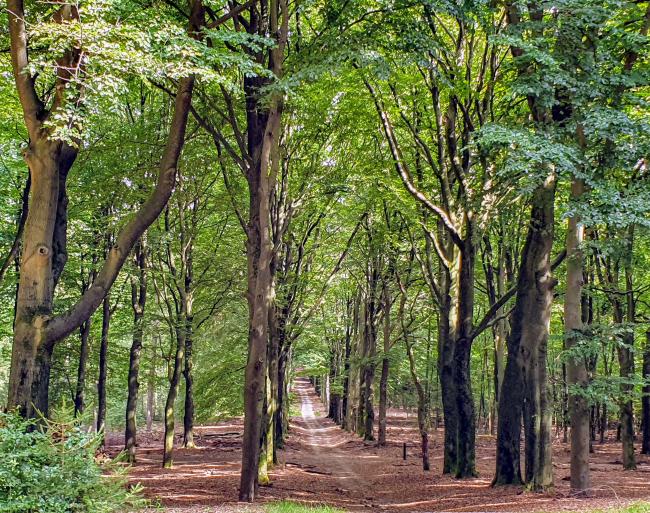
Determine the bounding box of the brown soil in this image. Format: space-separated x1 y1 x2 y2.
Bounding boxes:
107 379 650 512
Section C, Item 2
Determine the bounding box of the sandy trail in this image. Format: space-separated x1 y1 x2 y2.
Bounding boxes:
118 378 650 512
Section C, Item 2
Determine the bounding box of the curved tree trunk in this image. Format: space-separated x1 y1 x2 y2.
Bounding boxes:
6 0 199 415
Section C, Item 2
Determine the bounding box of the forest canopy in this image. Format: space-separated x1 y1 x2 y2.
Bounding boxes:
0 0 649 510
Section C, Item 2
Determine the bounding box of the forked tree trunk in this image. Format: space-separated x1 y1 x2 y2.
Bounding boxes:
6 0 199 416
564 177 590 491
494 175 557 488
8 141 75 418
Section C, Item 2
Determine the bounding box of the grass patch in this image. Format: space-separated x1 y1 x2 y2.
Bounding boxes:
264 500 346 513
288 392 302 418
597 504 650 513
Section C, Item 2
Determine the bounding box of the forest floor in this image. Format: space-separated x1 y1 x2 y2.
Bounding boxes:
107 379 650 513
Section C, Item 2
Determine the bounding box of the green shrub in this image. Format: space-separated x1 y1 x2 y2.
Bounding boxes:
0 410 143 513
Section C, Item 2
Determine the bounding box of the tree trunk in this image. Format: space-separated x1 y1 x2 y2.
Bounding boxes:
378 277 391 446
163 323 185 468
146 341 156 432
125 240 147 463
642 330 650 454
439 263 458 475
362 265 379 442
97 295 111 436
406 340 430 471
618 330 636 470
182 318 195 448
564 177 590 491
8 142 72 418
239 77 278 501
341 308 352 431
74 317 92 416
494 175 556 489
275 345 289 448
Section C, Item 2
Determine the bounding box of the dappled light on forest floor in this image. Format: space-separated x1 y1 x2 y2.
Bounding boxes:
108 380 650 512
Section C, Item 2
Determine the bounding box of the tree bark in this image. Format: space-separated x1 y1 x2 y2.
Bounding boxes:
163 320 186 468
378 276 391 446
239 68 283 501
6 0 199 416
125 240 147 463
642 330 650 454
74 317 92 416
406 338 430 470
564 177 590 491
97 295 111 437
182 317 195 448
453 237 477 478
494 175 556 489
439 262 458 475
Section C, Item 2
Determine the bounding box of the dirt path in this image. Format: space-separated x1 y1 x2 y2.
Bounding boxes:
268 379 375 509
118 379 650 512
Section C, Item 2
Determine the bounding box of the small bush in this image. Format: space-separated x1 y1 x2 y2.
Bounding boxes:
0 409 143 513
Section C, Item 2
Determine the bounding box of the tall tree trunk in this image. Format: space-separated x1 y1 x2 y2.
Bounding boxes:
8 142 75 417
618 329 636 469
125 240 147 463
275 344 289 448
341 305 352 431
439 263 458 475
74 317 92 416
182 318 195 448
146 341 156 432
564 177 590 491
406 339 430 470
642 330 650 454
494 175 556 488
361 263 379 442
377 277 391 446
239 81 280 502
97 295 111 436
452 236 477 478
163 323 185 468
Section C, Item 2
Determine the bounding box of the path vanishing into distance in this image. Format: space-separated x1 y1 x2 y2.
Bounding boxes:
116 378 650 512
